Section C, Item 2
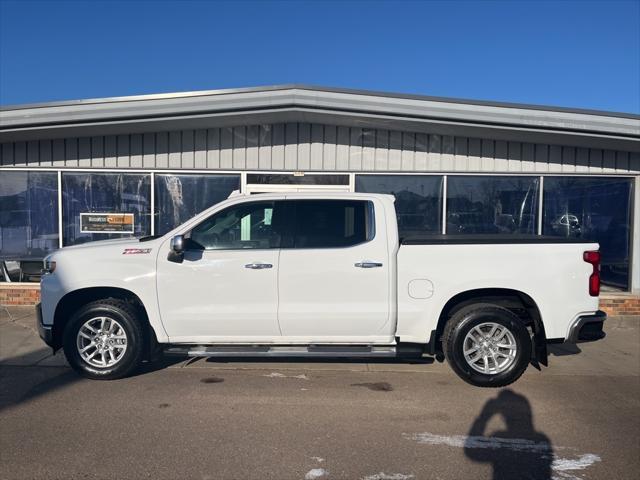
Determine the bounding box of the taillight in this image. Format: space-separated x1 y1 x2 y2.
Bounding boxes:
583 251 601 297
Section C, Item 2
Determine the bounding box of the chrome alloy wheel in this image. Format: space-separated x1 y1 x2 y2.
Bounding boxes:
76 317 128 368
462 322 518 375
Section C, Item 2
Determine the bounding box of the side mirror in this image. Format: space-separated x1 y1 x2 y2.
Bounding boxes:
168 235 185 263
170 235 185 254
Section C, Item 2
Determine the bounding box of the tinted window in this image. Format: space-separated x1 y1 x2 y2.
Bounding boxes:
1 172 59 282
154 174 240 235
293 200 372 249
190 201 282 250
356 175 442 235
62 172 150 246
247 174 349 185
447 176 539 234
0 171 59 261
543 177 633 290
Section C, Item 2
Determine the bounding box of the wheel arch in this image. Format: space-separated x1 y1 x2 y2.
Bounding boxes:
428 288 547 366
51 286 157 354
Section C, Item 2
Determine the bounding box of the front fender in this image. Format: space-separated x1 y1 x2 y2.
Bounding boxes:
40 247 168 343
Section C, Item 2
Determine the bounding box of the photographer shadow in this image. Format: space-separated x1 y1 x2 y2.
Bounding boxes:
465 390 553 480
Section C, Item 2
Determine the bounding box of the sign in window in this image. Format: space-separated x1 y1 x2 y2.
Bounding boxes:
80 213 134 233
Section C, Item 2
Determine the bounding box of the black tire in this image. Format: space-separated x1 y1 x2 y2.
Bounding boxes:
443 303 531 388
63 298 145 380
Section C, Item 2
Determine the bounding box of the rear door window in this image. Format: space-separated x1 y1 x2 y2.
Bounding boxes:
292 200 374 249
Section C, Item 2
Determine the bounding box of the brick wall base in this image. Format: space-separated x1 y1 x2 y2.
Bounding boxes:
599 294 640 317
1 284 639 316
0 284 41 306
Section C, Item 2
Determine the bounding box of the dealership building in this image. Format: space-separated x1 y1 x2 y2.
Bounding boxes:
1 85 639 314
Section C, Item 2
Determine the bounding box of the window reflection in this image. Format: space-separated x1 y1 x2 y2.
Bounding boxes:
355 175 443 236
0 172 59 282
247 174 349 185
190 201 279 250
543 177 632 290
0 171 59 260
154 174 240 235
62 173 150 246
447 176 539 234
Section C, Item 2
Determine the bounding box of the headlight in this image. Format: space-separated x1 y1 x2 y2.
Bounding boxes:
42 257 56 275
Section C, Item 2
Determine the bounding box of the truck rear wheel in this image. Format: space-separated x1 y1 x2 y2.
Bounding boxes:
443 303 531 387
63 298 145 380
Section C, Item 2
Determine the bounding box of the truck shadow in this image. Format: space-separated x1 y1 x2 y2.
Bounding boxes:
547 343 582 356
0 349 185 414
465 389 553 480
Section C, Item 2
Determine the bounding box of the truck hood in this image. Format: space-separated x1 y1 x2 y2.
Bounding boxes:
62 237 148 250
50 236 163 258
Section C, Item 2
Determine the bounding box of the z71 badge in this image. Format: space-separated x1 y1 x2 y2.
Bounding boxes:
122 248 152 255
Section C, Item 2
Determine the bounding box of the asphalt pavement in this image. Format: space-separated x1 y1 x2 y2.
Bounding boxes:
0 306 638 480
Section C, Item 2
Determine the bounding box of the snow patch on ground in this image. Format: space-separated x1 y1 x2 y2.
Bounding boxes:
552 454 601 471
305 468 328 479
404 432 554 453
404 431 600 480
362 473 414 480
311 456 325 463
551 454 601 480
263 372 309 380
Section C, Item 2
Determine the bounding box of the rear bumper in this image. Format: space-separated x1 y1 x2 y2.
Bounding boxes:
36 303 54 347
567 310 607 343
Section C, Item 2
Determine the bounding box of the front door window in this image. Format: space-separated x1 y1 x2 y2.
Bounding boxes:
190 201 280 250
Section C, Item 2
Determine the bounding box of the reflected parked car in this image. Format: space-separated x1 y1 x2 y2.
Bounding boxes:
550 214 582 237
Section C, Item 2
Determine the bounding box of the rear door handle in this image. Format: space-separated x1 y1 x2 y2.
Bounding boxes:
245 263 273 269
354 261 383 268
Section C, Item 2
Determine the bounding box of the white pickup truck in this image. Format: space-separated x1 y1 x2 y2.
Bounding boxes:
37 192 606 387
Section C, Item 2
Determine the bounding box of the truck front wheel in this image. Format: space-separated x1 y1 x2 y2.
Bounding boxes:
63 298 145 380
443 303 531 387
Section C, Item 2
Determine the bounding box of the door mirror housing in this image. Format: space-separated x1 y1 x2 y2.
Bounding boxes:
168 235 185 263
170 235 185 254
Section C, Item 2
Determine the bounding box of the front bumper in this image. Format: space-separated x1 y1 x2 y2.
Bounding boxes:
36 303 54 347
567 310 607 343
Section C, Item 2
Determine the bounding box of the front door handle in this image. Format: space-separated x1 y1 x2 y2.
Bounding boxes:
354 261 383 268
245 263 273 269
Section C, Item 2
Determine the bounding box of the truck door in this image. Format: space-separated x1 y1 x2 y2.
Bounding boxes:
277 198 393 342
156 200 284 341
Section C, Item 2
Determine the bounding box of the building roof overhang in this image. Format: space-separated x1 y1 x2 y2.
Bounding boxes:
1 85 639 152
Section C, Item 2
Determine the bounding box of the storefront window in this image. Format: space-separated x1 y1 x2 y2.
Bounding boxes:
543 177 633 290
154 174 240 235
0 171 59 282
247 174 349 185
447 176 539 234
62 173 151 246
355 175 443 236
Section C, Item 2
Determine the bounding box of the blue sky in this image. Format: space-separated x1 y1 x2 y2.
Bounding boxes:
1 0 638 113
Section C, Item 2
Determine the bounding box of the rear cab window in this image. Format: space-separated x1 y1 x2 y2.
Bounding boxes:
291 200 375 249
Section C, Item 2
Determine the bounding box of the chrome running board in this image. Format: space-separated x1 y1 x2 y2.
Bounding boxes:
164 345 397 358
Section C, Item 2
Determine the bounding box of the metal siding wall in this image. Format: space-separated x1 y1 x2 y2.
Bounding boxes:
206 129 220 169
258 125 271 170
297 123 310 171
245 126 259 170
194 129 207 169
0 122 638 174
